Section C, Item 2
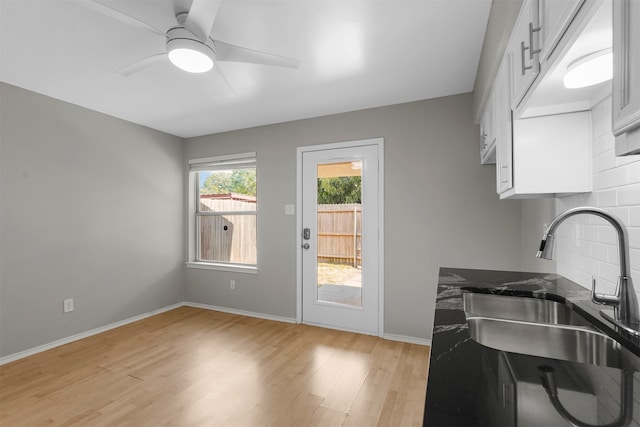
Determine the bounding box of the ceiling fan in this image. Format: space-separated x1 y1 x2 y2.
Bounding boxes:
84 0 299 86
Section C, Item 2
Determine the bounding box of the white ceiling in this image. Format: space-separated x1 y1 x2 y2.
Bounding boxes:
0 0 491 138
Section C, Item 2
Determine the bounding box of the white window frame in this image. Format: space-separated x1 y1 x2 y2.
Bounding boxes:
186 152 258 274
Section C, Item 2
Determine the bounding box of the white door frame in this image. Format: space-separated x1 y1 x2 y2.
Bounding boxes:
296 138 384 336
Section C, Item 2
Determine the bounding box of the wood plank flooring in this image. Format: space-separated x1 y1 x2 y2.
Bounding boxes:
0 306 430 426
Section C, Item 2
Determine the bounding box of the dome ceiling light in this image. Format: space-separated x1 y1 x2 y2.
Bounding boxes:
563 48 613 89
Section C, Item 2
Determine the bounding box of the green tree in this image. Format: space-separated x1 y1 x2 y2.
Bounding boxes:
201 169 256 196
317 176 361 204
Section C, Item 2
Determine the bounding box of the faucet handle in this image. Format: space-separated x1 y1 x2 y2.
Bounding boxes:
591 276 621 306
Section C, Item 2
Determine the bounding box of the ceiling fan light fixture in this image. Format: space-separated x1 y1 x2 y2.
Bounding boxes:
166 29 215 73
563 48 613 89
168 47 213 73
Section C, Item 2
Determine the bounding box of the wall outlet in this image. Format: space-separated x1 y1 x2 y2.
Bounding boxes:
63 298 74 313
284 204 295 215
230 280 236 290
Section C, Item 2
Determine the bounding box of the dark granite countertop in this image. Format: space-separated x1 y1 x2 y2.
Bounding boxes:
423 267 640 427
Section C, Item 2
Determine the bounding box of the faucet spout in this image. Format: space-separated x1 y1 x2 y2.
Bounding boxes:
536 207 639 336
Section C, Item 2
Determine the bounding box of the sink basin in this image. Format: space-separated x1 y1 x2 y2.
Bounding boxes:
463 292 640 371
466 316 629 369
463 292 592 327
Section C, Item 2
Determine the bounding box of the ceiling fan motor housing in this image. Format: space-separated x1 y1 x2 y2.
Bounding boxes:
166 27 216 72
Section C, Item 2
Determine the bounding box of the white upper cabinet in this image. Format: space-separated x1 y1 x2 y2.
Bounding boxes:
509 0 542 109
612 0 640 156
490 0 600 199
505 112 591 199
480 87 496 164
539 0 586 60
494 58 513 194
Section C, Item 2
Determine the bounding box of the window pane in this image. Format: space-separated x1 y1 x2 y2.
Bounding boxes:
199 214 257 265
198 169 256 212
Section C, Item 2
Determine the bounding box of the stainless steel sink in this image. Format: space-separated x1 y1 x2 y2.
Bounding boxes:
463 292 640 371
463 292 592 327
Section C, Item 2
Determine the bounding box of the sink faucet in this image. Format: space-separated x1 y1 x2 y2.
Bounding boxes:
536 207 639 336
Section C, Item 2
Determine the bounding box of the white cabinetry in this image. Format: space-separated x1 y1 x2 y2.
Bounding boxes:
509 0 541 108
487 0 599 198
539 0 586 60
480 89 496 164
612 0 640 156
503 112 591 199
494 56 592 199
494 58 513 194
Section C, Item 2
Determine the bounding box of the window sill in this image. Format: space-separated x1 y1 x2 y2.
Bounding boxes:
185 262 258 274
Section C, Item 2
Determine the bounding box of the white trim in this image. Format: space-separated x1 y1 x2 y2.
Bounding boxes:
188 151 256 166
302 319 379 337
296 138 385 337
187 169 197 262
377 141 385 337
183 302 296 324
185 262 258 274
0 303 183 365
383 333 431 347
186 152 258 267
296 150 303 323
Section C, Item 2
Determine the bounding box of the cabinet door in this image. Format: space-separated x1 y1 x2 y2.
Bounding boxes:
512 111 591 196
480 90 496 164
509 0 541 108
612 0 640 155
495 58 513 194
497 353 516 427
540 0 585 60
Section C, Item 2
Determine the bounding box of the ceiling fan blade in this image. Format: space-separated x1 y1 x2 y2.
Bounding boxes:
84 0 165 37
115 53 167 77
214 41 300 69
212 65 236 96
184 0 222 42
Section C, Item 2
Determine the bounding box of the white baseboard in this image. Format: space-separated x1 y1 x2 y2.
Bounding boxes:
301 319 380 337
0 303 183 366
383 333 431 346
1 302 428 365
298 321 430 346
183 301 297 324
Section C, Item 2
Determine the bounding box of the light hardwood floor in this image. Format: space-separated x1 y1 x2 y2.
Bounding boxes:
0 306 430 426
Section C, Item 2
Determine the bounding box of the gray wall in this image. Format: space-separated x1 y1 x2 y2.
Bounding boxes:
472 0 523 121
0 83 185 357
184 93 523 340
0 85 526 355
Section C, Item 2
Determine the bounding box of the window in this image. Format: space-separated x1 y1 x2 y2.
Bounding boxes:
187 153 257 272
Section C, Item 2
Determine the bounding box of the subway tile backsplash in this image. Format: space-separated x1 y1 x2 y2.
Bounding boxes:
554 94 640 298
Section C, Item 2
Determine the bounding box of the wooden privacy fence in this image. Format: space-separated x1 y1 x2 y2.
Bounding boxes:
198 199 360 266
318 204 362 266
199 194 257 264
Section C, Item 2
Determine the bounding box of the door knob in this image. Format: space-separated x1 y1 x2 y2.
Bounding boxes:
302 243 310 250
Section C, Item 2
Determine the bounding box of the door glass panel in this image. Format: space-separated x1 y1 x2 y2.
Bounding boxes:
316 161 362 307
